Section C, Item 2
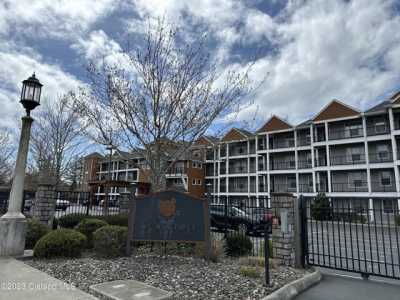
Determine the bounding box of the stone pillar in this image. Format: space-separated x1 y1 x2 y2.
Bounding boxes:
0 116 33 256
31 170 57 227
271 194 296 267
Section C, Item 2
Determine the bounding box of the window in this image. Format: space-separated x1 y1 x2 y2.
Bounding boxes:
192 179 196 185
192 150 201 158
380 171 392 186
288 175 296 189
348 124 362 137
192 161 202 169
377 144 390 160
197 179 201 185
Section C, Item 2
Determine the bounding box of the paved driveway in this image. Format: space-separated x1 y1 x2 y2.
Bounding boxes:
296 270 400 300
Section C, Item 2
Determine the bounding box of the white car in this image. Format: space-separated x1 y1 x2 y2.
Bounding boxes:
56 199 70 211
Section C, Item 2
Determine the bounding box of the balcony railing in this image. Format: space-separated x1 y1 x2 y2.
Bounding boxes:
270 160 296 170
166 167 186 175
330 153 366 166
331 182 368 192
298 184 313 193
369 151 393 163
258 184 267 192
271 139 295 149
298 160 312 169
316 183 328 192
228 186 248 193
366 123 390 136
314 156 327 167
328 126 363 140
270 184 297 193
297 136 311 146
229 166 248 174
371 181 396 192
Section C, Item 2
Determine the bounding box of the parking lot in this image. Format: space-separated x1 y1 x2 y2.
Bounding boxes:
307 220 400 279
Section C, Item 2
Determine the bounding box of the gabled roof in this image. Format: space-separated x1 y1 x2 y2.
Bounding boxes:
296 119 312 129
390 91 400 104
84 152 103 159
257 115 292 133
365 100 390 114
194 135 219 146
221 128 252 142
313 99 360 122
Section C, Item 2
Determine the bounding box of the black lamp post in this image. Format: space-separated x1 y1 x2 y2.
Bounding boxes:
20 73 43 116
0 73 43 256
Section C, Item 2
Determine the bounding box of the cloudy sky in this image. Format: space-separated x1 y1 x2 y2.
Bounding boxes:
1 0 400 132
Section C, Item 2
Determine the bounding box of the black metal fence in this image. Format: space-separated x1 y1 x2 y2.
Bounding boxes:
302 197 400 279
54 191 123 220
208 196 273 258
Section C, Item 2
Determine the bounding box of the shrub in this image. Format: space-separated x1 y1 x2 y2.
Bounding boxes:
76 218 108 248
93 225 128 258
58 214 88 229
98 215 128 226
33 229 86 258
259 239 273 258
25 219 50 249
311 193 332 221
225 232 252 257
239 266 261 278
239 256 265 267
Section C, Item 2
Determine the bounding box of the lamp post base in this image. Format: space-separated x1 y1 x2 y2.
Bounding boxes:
0 215 27 257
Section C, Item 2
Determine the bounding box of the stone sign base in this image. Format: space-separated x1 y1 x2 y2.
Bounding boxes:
90 280 172 300
0 216 27 256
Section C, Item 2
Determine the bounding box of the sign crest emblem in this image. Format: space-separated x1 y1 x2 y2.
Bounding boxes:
159 197 176 219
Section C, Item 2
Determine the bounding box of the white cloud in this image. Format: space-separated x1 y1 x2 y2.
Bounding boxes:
0 49 82 128
0 0 120 40
236 0 400 125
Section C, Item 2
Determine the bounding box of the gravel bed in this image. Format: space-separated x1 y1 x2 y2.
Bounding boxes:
25 254 307 300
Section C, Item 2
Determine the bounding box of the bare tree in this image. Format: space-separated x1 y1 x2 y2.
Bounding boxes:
74 19 253 192
0 130 14 184
30 95 87 186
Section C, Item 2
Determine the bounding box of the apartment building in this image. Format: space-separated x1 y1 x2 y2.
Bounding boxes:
79 143 206 200
199 91 400 217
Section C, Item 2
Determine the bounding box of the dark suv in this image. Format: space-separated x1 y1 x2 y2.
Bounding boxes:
209 205 268 236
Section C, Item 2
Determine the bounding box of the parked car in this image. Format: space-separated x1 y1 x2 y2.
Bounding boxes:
56 199 70 211
209 205 268 236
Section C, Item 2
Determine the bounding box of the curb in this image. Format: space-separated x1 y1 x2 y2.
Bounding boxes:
262 269 321 300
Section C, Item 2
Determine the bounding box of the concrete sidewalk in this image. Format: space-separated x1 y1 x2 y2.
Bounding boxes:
0 257 98 300
295 271 400 300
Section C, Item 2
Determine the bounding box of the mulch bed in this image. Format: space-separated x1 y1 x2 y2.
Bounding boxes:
25 254 308 300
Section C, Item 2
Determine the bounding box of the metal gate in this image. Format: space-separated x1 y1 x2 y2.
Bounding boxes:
301 196 400 279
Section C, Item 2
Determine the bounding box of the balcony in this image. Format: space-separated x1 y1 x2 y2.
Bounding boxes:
270 184 297 193
229 166 248 174
314 156 327 167
331 182 368 193
316 183 328 192
328 126 363 140
271 139 295 149
298 160 312 169
270 160 296 170
298 184 313 193
297 136 311 147
369 151 393 163
330 153 366 166
371 181 396 192
366 123 390 136
166 167 186 175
